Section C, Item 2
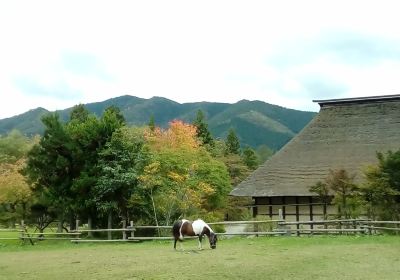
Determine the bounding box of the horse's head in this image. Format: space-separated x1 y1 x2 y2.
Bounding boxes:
209 232 218 249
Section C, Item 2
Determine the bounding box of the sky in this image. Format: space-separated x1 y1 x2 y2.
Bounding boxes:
1 0 400 119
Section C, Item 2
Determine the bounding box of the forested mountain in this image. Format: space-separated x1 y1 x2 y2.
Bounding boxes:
0 95 316 150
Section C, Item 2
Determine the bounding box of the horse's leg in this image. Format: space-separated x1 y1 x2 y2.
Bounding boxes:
198 235 203 250
174 238 177 250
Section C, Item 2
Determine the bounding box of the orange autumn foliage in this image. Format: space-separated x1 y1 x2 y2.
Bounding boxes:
144 120 199 151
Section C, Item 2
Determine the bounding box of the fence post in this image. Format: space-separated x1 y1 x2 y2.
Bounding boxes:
278 209 289 236
130 221 135 238
20 220 24 242
122 220 127 240
107 212 112 240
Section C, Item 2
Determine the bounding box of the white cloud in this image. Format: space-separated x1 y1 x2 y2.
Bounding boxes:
1 0 400 119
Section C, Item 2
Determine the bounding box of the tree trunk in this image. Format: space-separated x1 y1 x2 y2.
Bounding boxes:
22 202 26 221
107 211 112 240
69 214 76 231
150 189 160 237
57 214 64 233
10 204 16 229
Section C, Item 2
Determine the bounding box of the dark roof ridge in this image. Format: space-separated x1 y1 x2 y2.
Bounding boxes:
313 94 400 107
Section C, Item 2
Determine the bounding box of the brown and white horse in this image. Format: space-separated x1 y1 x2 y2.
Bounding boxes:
172 219 218 250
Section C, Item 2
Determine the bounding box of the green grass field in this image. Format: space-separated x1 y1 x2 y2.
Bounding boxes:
1 236 400 280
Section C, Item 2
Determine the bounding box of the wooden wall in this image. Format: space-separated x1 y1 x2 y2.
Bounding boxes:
253 196 336 222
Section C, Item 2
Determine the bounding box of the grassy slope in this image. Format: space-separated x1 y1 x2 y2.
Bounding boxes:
1 236 399 280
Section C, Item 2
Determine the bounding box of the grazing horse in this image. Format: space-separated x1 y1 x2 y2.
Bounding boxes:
172 219 218 250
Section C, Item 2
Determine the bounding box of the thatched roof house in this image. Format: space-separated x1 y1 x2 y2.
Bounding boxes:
230 95 400 220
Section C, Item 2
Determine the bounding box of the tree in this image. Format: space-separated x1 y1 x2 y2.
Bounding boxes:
377 150 400 192
225 128 240 155
25 106 128 232
325 169 361 219
241 146 259 170
360 150 400 220
69 104 89 122
361 165 399 220
24 113 75 232
66 107 103 229
0 130 36 227
94 127 149 228
0 130 34 163
140 121 230 226
67 105 126 230
103 105 126 125
309 169 361 219
309 181 331 219
193 110 214 147
148 114 156 132
0 160 32 226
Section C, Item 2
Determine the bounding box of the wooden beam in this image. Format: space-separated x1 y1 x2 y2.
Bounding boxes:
268 197 273 218
309 197 314 229
295 196 300 236
253 197 258 217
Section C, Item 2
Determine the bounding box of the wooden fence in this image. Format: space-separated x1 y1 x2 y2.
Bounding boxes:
1 219 400 244
70 219 400 243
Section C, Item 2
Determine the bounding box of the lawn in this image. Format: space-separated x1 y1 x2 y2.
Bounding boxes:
0 236 399 280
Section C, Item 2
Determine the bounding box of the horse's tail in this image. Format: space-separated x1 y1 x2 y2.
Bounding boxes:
172 220 182 241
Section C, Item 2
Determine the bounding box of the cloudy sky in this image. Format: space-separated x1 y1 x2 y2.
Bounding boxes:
1 0 400 119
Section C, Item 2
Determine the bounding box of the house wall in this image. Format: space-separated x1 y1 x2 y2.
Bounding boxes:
253 196 336 230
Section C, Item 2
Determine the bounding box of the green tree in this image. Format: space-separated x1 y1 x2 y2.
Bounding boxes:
24 113 75 232
309 169 361 219
0 130 34 163
225 128 240 155
326 169 361 219
106 105 125 123
377 150 400 192
148 114 156 132
361 165 399 220
94 127 149 233
25 106 126 232
241 146 259 170
309 181 331 219
66 107 103 229
67 105 125 230
193 110 214 147
360 150 400 220
69 104 89 122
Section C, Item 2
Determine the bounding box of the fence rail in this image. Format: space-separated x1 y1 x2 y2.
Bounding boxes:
2 218 400 244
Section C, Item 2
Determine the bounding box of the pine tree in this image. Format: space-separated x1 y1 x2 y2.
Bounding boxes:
225 128 240 155
193 110 214 146
148 114 155 131
242 146 259 170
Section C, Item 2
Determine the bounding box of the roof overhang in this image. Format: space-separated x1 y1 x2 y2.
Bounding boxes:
313 94 400 107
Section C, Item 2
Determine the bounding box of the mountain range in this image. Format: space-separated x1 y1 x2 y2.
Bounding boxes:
0 95 317 150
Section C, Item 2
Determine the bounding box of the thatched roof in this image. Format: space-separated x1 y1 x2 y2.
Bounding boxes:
230 94 400 197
